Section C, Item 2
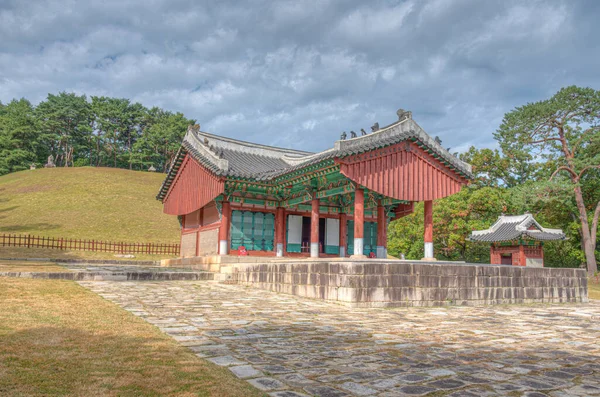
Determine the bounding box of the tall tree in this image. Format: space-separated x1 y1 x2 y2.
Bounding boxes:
36 92 92 167
495 86 600 274
133 109 194 172
0 98 39 174
91 96 146 169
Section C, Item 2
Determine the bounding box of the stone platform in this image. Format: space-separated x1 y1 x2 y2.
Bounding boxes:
227 260 587 307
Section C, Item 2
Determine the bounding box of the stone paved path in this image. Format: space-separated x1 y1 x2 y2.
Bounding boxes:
79 281 600 397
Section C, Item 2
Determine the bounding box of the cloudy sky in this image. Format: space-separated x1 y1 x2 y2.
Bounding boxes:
1 0 599 153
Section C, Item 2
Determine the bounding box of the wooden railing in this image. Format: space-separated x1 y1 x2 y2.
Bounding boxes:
0 234 180 256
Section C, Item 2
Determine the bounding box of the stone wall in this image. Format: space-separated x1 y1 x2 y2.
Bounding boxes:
199 228 218 255
230 261 588 307
180 232 197 258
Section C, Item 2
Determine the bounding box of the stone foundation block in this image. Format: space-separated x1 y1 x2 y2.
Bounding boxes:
230 261 588 307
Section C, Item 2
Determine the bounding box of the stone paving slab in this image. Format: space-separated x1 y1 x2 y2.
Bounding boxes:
79 280 600 396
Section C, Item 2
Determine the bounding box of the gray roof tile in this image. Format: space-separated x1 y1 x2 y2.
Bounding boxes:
469 214 566 242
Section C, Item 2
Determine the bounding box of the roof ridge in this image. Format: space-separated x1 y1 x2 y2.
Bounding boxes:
198 131 313 156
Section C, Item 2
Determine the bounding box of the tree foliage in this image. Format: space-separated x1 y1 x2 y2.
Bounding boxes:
495 85 600 274
0 92 194 174
390 86 599 271
0 99 39 174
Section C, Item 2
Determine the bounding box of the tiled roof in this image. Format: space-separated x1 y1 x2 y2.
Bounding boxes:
469 214 566 242
157 115 473 200
189 131 311 179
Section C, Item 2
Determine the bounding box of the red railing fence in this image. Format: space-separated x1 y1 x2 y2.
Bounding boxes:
0 234 179 256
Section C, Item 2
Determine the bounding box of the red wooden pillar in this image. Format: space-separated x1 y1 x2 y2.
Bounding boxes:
180 215 185 258
339 213 347 257
377 201 386 258
352 188 365 258
423 200 434 259
519 244 526 266
275 207 285 257
310 198 320 258
219 201 231 255
195 208 203 257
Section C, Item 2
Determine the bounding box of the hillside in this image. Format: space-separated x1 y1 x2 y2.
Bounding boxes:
0 167 180 243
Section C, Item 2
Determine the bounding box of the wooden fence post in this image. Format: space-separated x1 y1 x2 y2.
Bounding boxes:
0 232 181 256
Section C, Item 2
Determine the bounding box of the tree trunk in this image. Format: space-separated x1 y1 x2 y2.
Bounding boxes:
591 201 600 254
574 185 598 274
557 127 597 275
96 138 101 167
128 133 132 170
571 212 587 256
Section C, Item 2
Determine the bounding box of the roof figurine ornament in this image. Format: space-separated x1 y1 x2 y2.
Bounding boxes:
435 136 442 145
350 130 357 138
396 108 412 121
371 122 379 132
360 128 367 136
340 131 347 140
188 124 201 134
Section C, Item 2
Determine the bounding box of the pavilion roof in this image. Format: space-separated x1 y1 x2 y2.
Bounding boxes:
468 213 566 243
157 114 472 201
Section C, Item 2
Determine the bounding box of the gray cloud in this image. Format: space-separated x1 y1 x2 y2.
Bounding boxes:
1 0 599 153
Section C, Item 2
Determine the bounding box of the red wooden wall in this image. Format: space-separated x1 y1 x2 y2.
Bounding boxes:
338 141 467 202
163 154 224 216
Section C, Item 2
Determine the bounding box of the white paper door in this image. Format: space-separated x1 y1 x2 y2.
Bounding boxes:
325 218 339 246
287 215 302 244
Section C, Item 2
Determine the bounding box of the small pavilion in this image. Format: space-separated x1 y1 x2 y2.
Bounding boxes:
157 110 472 259
469 213 566 267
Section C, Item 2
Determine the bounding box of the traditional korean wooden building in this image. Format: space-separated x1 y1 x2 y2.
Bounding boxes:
157 111 472 259
469 213 566 267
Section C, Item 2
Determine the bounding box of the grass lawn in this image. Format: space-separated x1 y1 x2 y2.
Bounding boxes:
0 260 71 273
0 167 180 243
0 277 264 397
589 278 600 300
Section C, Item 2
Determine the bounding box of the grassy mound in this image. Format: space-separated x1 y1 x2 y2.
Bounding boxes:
0 167 179 243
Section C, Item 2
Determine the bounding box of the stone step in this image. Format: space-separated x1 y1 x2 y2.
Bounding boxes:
0 271 215 281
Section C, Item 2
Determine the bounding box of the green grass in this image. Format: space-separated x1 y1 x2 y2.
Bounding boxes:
0 167 179 243
0 260 72 273
0 277 264 397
